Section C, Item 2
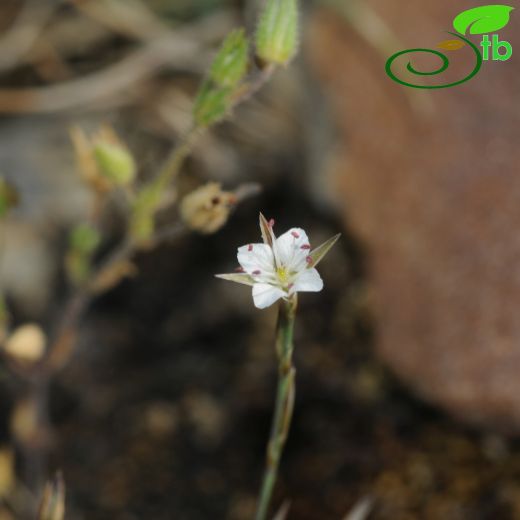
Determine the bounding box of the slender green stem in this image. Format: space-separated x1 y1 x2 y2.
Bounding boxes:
154 127 199 192
255 296 297 520
152 64 276 195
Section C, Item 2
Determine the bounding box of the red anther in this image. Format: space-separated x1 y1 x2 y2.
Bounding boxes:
291 231 300 238
306 256 313 264
252 270 261 275
235 267 245 272
301 244 311 250
268 218 275 227
248 244 253 251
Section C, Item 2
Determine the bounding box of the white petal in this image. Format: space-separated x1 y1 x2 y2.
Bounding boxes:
292 268 323 293
237 243 275 275
274 228 310 271
252 283 286 309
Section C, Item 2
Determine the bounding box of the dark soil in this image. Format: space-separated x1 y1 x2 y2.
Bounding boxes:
44 181 520 520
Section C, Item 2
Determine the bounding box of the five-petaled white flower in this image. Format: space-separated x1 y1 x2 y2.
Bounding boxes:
216 214 340 309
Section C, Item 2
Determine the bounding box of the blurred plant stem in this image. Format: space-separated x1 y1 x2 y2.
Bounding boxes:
48 59 277 372
255 295 297 520
155 128 199 192
20 54 278 497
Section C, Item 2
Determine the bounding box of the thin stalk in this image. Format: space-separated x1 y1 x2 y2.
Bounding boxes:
15 58 278 499
255 296 297 520
152 63 276 196
154 127 199 192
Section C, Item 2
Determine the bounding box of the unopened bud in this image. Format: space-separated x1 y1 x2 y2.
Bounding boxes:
193 83 232 127
93 141 136 185
210 28 250 87
193 28 250 127
256 0 299 65
70 126 136 191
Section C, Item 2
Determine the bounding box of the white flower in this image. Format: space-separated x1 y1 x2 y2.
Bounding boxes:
216 214 340 309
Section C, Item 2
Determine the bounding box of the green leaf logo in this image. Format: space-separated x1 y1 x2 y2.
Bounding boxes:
453 5 514 35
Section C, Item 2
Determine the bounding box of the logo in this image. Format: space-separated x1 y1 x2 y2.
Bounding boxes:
385 5 514 89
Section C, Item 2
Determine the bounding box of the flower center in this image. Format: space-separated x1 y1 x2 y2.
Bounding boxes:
276 266 290 283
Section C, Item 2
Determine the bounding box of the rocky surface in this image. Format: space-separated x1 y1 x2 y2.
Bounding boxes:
308 1 520 430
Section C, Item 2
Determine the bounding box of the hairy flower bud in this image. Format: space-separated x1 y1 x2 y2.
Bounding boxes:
256 0 299 65
193 28 250 127
210 28 249 87
93 141 136 186
70 126 136 191
193 84 233 127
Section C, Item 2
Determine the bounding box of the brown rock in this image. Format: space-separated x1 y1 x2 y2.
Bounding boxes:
308 2 520 430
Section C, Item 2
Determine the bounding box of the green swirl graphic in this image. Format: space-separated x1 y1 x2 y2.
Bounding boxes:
385 32 482 89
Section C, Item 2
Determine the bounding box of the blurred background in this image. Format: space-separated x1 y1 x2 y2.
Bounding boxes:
0 0 520 518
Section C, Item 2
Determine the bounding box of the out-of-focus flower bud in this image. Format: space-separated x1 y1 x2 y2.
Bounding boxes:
93 141 136 186
3 323 46 364
0 178 18 218
180 183 236 234
70 126 136 191
210 28 250 87
193 85 232 127
256 0 299 65
193 28 250 127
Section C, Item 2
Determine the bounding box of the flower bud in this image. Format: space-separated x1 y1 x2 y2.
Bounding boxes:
70 126 136 191
256 0 299 65
93 141 136 186
210 28 249 88
193 28 250 127
193 84 232 127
